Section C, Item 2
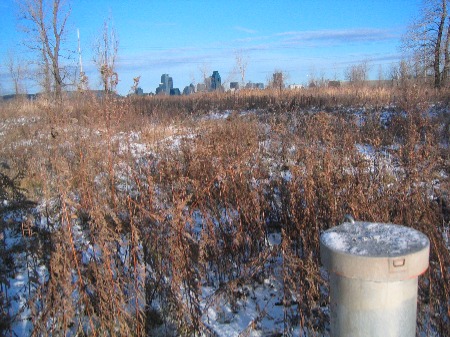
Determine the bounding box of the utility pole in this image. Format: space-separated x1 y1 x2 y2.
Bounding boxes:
77 28 83 74
77 28 87 90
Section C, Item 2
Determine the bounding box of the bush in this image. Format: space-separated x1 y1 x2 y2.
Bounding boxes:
0 87 448 336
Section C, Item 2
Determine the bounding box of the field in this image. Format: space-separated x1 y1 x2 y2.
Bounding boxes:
0 85 449 336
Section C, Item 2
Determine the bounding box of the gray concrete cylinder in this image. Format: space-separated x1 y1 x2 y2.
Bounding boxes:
320 221 429 337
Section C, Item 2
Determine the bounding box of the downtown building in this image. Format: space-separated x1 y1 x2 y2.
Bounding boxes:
156 74 173 95
155 74 181 95
210 71 221 91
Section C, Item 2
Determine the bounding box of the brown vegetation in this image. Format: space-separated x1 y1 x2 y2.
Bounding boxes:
0 86 449 336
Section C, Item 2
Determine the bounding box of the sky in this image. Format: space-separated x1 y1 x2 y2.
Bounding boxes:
0 0 422 95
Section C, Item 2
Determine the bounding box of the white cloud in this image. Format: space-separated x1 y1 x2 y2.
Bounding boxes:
276 28 398 45
234 26 257 34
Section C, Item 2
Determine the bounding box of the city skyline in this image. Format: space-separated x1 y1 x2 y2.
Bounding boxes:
0 0 422 95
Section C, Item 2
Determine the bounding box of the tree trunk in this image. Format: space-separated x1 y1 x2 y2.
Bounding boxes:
42 47 52 94
442 20 450 86
434 0 447 88
52 0 64 98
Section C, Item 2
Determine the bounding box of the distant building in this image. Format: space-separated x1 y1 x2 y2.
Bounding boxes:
161 74 171 94
135 87 144 95
156 74 173 95
197 83 207 92
210 71 221 91
170 88 181 95
183 83 196 95
288 84 303 90
204 77 212 91
328 80 341 88
245 82 265 90
1 93 38 101
230 82 239 90
155 86 164 95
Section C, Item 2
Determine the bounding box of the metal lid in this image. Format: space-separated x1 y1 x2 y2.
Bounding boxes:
320 221 429 281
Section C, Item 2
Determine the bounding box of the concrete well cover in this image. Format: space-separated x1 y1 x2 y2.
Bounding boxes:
320 222 429 281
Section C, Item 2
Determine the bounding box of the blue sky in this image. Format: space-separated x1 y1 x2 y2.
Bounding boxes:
0 0 421 95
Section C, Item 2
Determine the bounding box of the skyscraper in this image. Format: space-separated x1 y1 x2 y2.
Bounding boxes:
157 74 174 95
211 71 221 91
168 77 173 93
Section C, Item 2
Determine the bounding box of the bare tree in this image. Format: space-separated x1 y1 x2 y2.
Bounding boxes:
332 63 340 81
344 60 370 86
403 0 449 88
198 63 211 85
18 0 71 97
268 70 286 92
6 50 27 95
377 64 384 85
94 16 119 93
307 66 318 87
399 59 414 88
388 62 400 86
234 50 248 87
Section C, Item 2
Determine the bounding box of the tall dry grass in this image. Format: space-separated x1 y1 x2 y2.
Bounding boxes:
0 85 449 336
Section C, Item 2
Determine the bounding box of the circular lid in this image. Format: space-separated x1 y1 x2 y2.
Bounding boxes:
320 221 429 281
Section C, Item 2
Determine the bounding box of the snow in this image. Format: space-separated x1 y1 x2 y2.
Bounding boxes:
204 110 231 120
322 232 349 252
266 233 281 247
355 144 398 178
281 169 292 182
201 277 290 336
10 272 32 336
321 222 429 257
1 105 448 336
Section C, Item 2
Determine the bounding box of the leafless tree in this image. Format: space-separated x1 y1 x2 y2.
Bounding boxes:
198 63 211 85
387 60 416 88
307 66 318 87
398 59 414 88
332 63 341 81
267 70 286 93
403 0 449 87
18 0 71 98
377 64 384 85
94 16 119 93
234 50 248 87
6 50 27 95
344 60 370 86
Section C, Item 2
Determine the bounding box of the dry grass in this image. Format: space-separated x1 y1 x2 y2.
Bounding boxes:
0 85 449 336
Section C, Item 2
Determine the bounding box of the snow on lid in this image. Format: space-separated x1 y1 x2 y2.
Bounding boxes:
321 222 429 257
